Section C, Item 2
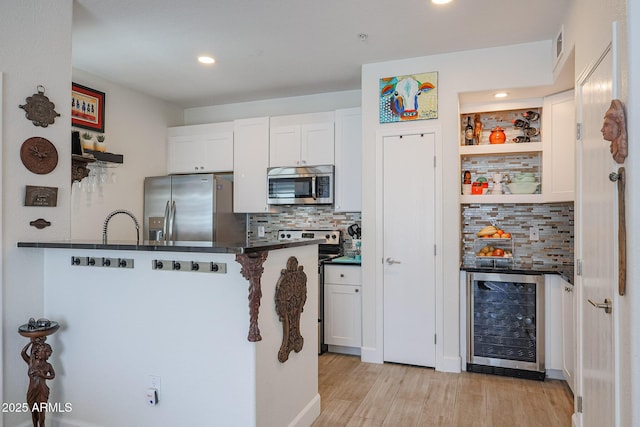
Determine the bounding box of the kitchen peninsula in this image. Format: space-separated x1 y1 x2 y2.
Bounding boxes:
17 239 321 427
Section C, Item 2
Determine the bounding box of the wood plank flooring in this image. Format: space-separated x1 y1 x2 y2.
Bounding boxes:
313 353 574 427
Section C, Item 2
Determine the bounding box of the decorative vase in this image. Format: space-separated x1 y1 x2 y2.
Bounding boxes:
94 141 106 152
81 138 94 151
489 126 506 144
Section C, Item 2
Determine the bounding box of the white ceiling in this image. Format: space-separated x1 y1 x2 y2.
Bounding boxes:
72 0 572 109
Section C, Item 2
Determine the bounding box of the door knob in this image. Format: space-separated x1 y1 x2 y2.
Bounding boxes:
385 257 401 265
588 298 612 314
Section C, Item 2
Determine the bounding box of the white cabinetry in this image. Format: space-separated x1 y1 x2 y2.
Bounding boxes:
233 117 270 213
334 107 362 212
168 122 234 174
269 112 335 167
542 90 575 202
544 274 564 376
561 277 575 392
324 264 361 350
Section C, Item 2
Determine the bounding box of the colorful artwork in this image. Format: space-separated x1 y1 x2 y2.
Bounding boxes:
379 71 438 123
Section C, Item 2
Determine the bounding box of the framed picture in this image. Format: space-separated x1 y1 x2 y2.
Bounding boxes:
72 83 105 133
379 71 438 123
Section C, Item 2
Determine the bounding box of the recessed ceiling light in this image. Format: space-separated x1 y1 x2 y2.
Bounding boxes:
494 92 509 98
432 0 452 4
198 56 215 64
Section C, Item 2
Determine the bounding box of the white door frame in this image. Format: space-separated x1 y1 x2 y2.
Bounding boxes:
373 125 444 369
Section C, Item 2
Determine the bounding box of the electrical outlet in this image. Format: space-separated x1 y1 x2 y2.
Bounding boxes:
258 226 265 237
529 227 539 241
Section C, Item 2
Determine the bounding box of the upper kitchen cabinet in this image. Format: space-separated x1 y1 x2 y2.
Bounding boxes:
233 117 270 213
167 122 234 174
458 94 576 204
334 107 362 212
542 90 575 202
269 112 335 167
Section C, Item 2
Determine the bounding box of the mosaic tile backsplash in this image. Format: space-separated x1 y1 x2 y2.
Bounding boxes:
248 206 361 252
461 202 574 269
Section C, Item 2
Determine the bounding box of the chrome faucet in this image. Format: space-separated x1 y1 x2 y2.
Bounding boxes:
102 209 140 244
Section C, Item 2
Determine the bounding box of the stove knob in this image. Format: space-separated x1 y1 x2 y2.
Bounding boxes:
325 234 330 239
286 234 291 238
331 234 337 239
280 233 285 239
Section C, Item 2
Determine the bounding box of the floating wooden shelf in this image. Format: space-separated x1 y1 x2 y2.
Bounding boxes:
82 149 124 164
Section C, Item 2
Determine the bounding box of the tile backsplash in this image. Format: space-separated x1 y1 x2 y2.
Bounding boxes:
248 206 361 252
461 202 574 269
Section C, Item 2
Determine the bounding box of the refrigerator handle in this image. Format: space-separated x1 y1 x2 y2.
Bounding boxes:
168 201 176 240
163 201 171 241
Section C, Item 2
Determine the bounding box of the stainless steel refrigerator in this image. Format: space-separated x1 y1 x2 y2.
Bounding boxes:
143 173 246 243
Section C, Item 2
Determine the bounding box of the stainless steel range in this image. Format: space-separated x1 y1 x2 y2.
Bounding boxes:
278 229 342 354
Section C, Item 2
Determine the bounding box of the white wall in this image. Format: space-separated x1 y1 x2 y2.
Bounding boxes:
184 90 361 124
1 2 73 426
360 41 554 370
70 69 183 241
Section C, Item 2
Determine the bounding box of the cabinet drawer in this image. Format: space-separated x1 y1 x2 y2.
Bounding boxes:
324 265 361 285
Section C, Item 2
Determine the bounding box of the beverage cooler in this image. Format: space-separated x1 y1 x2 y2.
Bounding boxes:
467 272 545 380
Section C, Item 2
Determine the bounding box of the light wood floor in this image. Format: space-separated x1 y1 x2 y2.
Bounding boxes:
313 353 574 427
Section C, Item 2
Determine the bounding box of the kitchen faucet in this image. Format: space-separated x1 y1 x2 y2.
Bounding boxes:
102 209 140 244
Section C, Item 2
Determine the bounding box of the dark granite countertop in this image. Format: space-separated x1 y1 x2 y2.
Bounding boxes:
460 263 574 284
17 238 323 254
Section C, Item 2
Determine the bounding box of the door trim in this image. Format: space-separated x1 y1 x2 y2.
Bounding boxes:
370 125 445 369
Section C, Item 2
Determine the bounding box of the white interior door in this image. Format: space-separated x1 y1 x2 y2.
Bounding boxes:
383 132 436 367
577 45 615 426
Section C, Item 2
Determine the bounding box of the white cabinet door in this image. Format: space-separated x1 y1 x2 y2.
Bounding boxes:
561 279 575 392
301 122 334 166
324 264 361 348
269 125 302 167
233 117 270 213
269 112 335 167
324 284 361 347
334 108 362 212
168 123 234 174
542 90 575 202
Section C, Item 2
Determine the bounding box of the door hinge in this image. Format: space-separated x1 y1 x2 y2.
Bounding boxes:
576 123 582 140
577 259 583 276
577 396 583 413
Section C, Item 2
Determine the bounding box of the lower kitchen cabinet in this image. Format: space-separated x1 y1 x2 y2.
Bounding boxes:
324 264 361 350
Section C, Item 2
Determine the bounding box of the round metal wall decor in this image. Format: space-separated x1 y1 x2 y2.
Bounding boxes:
19 85 60 127
20 137 59 175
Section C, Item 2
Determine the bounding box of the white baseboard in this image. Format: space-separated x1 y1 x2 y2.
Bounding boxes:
360 346 382 364
288 393 321 427
327 345 361 356
438 355 462 373
546 369 565 380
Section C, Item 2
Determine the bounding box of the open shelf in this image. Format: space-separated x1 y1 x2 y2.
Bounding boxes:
83 149 124 164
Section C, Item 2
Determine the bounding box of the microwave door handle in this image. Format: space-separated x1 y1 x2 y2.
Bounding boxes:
311 176 317 200
162 201 171 241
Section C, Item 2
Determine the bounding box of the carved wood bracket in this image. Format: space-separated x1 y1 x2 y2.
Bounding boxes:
275 256 307 363
236 252 268 342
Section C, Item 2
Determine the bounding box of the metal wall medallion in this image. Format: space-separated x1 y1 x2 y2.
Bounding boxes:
19 86 60 127
275 256 307 363
20 137 59 175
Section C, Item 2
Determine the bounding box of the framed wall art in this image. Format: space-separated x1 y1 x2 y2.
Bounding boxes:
72 83 105 133
379 71 438 123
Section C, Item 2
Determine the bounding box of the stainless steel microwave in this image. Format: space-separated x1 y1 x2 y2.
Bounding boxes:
267 165 334 205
